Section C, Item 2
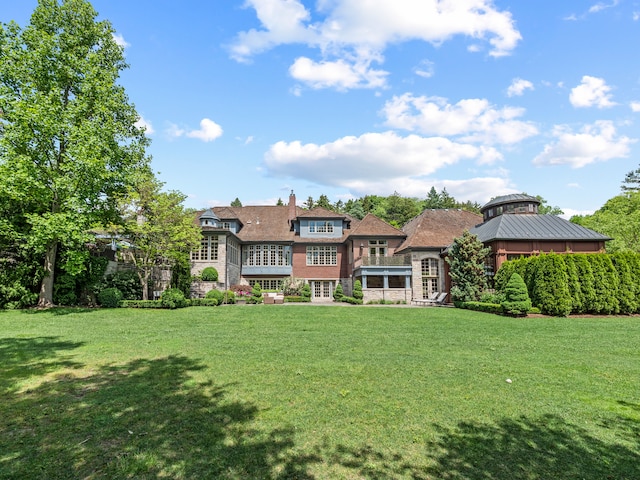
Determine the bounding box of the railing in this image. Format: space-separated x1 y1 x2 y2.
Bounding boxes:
354 254 411 268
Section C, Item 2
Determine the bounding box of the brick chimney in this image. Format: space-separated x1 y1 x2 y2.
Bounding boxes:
288 190 297 224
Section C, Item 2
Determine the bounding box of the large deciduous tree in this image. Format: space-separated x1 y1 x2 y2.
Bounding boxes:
0 0 150 306
571 191 640 253
116 174 201 301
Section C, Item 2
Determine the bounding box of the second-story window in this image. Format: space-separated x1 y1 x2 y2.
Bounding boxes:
309 220 334 233
369 240 387 257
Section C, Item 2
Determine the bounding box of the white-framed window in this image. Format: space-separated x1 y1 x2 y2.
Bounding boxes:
249 278 282 290
421 258 439 298
228 238 239 265
191 236 218 261
309 220 334 233
369 239 387 257
244 245 291 267
306 246 337 265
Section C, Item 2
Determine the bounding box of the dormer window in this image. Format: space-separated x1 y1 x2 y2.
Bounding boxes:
309 220 334 233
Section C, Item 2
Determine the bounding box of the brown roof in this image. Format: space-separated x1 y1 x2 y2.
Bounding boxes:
398 209 482 251
348 213 406 238
297 207 347 218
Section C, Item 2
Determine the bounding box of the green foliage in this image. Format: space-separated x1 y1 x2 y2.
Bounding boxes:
456 301 503 315
281 277 305 296
611 253 638 314
500 273 532 316
571 191 640 253
342 296 363 305
53 273 78 306
98 269 143 301
98 288 123 308
200 267 219 282
352 280 363 300
495 252 640 316
160 288 188 309
117 174 201 300
190 298 218 307
248 282 263 304
333 283 344 302
170 255 193 298
588 254 620 314
283 295 309 303
120 300 162 308
301 283 312 301
230 197 242 207
0 0 151 306
531 254 572 316
205 289 224 305
446 231 491 302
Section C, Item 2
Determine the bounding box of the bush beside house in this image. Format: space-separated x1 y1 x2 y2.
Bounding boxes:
494 252 640 316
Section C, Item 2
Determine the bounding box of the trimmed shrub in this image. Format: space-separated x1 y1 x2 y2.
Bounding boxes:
333 283 344 302
564 255 585 314
301 283 312 301
500 273 532 316
98 269 143 300
531 253 572 317
160 288 188 309
121 300 162 308
457 301 503 315
200 267 219 282
571 254 597 312
206 289 224 305
222 290 236 304
588 254 620 314
611 253 638 314
342 296 363 305
284 295 308 303
248 282 263 304
98 287 123 308
352 280 363 300
190 298 218 307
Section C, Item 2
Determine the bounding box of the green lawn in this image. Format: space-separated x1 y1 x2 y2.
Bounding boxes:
1 305 638 479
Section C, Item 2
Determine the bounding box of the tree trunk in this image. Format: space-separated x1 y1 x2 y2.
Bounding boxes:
38 242 58 307
139 268 150 301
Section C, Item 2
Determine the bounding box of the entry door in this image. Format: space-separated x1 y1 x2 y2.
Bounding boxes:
312 281 334 299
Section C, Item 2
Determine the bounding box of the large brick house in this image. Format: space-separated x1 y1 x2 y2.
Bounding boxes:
191 192 609 303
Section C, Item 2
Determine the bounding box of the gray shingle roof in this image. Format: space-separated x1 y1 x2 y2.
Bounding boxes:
469 214 611 242
480 194 539 213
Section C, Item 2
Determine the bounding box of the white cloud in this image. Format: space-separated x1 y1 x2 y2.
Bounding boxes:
166 118 223 142
569 75 616 108
112 33 130 48
414 59 435 79
230 0 521 90
186 119 223 142
289 56 388 90
589 0 619 14
135 116 154 135
381 94 538 145
533 120 635 168
507 78 534 97
631 101 640 112
263 131 501 192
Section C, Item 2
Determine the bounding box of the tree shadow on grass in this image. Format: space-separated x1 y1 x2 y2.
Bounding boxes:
423 414 640 479
0 336 85 393
0 353 320 479
323 413 639 479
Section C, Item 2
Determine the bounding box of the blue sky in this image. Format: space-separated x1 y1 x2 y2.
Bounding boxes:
4 1 640 217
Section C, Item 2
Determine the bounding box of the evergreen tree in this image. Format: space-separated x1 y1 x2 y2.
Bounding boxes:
276 198 284 206
446 231 491 302
316 194 333 210
531 253 572 316
500 273 532 316
230 197 243 207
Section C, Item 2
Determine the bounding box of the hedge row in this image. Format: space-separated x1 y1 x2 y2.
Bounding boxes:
494 252 640 316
